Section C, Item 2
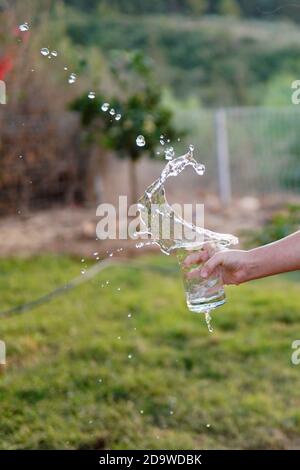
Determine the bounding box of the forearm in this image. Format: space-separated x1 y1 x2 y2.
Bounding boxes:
246 230 300 281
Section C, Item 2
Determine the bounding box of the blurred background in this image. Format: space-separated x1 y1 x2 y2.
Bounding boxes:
1 0 300 450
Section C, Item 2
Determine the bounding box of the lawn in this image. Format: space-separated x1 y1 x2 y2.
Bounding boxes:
0 254 300 450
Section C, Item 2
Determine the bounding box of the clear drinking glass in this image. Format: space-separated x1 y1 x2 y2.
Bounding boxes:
177 242 226 313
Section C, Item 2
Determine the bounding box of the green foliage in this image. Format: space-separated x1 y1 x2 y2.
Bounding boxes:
1 254 300 449
66 13 300 106
63 0 300 23
245 205 300 247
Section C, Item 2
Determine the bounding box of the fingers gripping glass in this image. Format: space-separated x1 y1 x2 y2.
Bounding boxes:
177 243 226 314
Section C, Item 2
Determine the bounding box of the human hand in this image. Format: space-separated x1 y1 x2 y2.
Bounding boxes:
183 246 251 286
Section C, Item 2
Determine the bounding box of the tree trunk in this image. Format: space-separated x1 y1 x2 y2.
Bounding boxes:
128 158 138 206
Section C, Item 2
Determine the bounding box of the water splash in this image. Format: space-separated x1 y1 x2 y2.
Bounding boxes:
138 146 237 255
88 91 95 99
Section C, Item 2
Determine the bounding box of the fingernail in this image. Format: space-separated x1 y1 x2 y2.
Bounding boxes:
201 268 208 278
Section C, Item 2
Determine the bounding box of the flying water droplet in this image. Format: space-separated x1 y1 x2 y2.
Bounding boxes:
40 48 49 56
68 73 76 84
51 50 58 57
88 91 95 99
101 102 109 112
136 135 145 147
19 22 29 32
109 108 116 116
128 354 132 359
164 146 175 161
205 311 213 333
115 113 121 121
189 144 194 153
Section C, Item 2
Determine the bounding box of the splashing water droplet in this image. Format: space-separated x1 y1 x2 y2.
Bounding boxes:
206 423 211 428
128 354 132 359
136 135 145 147
68 73 76 84
51 50 58 57
64 66 68 71
189 144 194 153
19 22 29 32
40 48 49 56
101 102 109 112
160 139 165 146
128 313 132 318
109 108 116 116
88 91 95 99
135 242 144 249
164 146 175 161
115 113 121 121
205 311 213 333
81 269 86 275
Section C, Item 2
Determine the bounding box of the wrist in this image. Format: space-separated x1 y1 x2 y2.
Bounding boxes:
244 248 264 282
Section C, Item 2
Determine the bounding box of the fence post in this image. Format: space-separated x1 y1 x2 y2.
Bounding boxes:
215 108 232 206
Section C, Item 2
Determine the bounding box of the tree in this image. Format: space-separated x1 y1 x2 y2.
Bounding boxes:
72 51 182 205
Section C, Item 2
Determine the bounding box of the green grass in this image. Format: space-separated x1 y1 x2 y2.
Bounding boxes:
0 254 300 449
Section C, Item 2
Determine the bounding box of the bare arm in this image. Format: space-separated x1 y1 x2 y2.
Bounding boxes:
186 231 300 285
245 230 300 281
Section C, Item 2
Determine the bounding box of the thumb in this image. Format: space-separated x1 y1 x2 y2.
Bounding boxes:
201 253 223 279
